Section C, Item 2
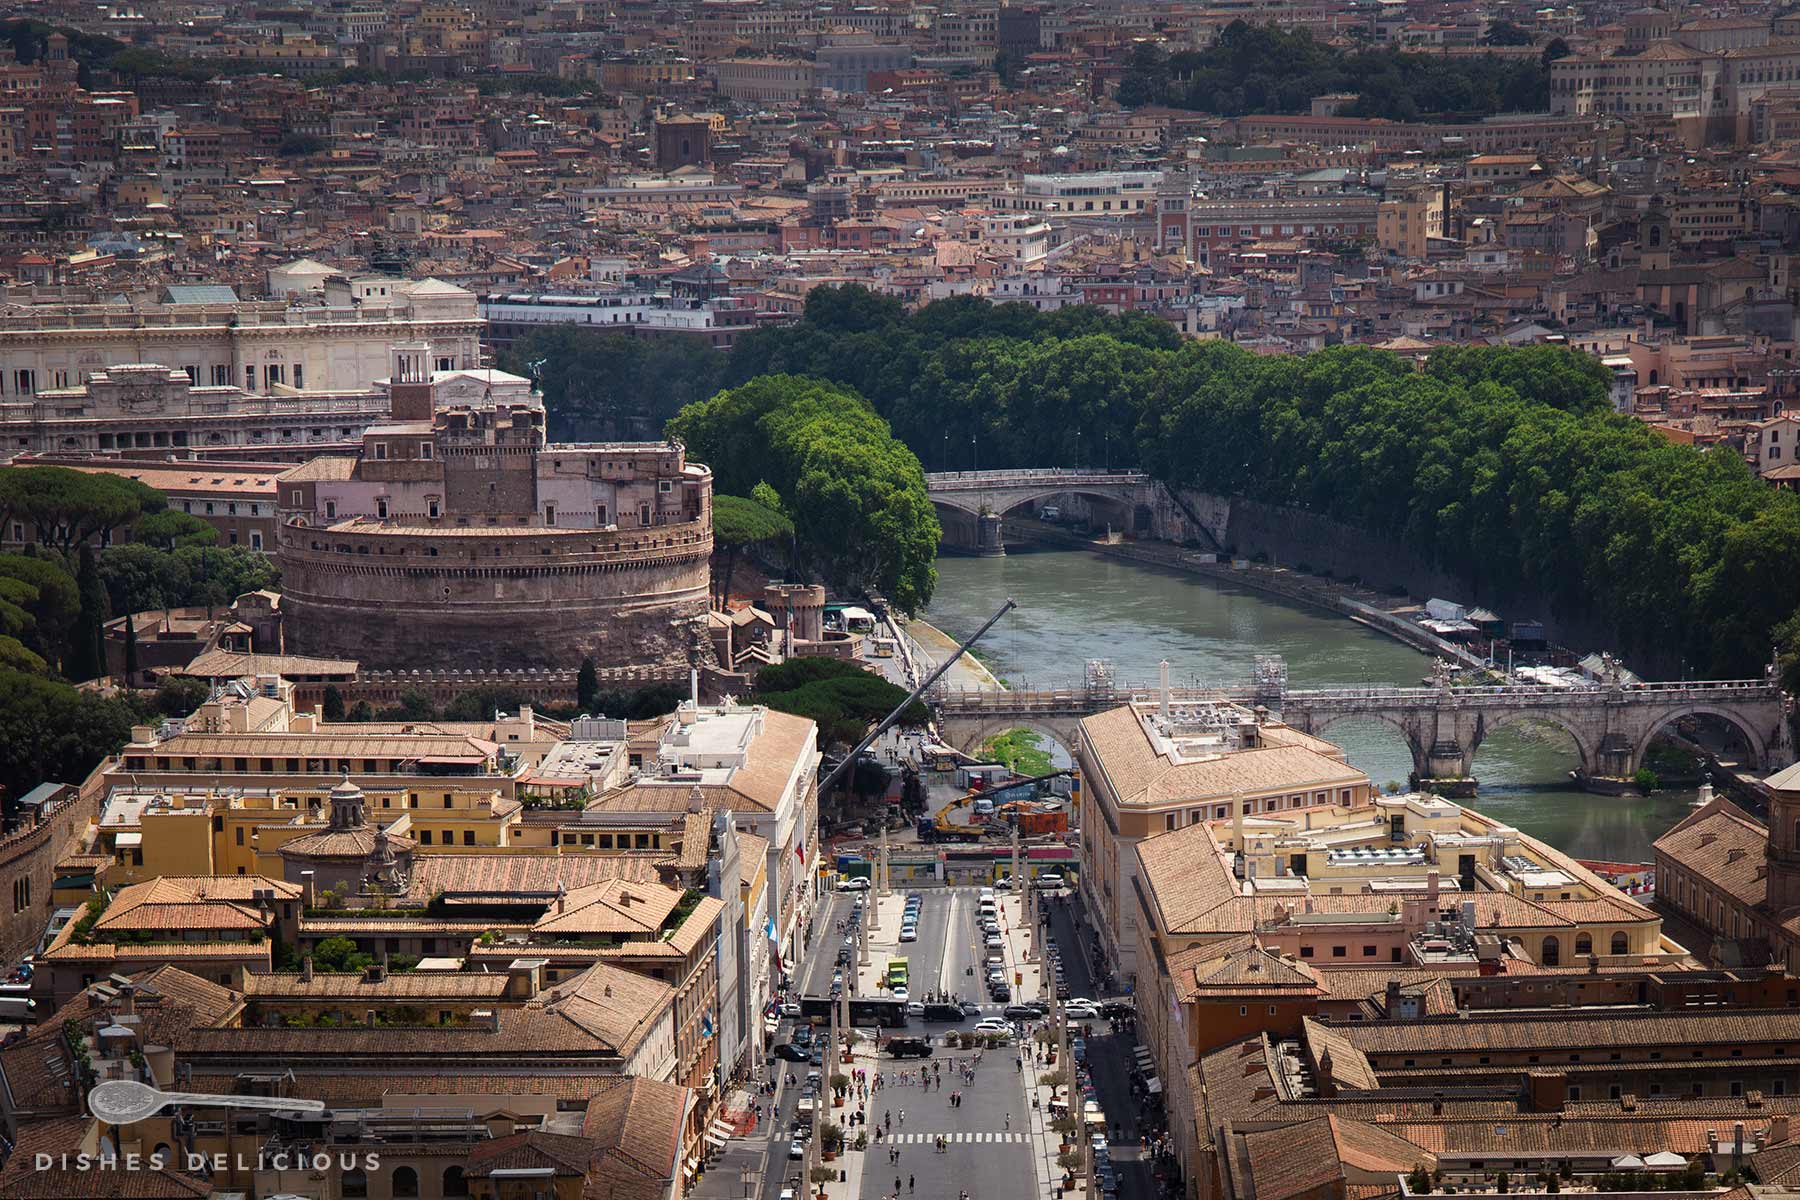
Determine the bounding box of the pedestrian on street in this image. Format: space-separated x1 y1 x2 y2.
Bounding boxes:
910 1176 915 1193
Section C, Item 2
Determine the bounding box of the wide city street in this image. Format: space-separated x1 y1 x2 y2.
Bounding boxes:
705 883 1059 1200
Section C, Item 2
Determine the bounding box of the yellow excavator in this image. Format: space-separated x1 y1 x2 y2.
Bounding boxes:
919 770 1072 843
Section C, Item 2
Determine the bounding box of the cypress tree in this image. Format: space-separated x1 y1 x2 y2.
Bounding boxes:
577 656 599 712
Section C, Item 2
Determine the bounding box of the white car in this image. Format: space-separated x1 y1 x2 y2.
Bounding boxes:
837 876 871 892
780 1002 801 1017
1063 1002 1099 1020
985 933 1005 950
892 986 909 1002
899 926 917 942
973 1017 1012 1035
906 1001 926 1017
789 1138 807 1160
993 876 1013 890
1036 872 1064 887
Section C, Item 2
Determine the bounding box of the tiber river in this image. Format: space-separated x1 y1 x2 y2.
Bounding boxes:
924 545 1697 862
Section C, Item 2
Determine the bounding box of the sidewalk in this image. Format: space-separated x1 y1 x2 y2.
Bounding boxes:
818 1047 871 1200
1001 890 1072 1200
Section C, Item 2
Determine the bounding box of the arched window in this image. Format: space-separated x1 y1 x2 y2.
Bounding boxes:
1541 935 1560 966
1649 224 1662 248
391 1166 419 1198
444 1166 470 1197
342 1169 368 1198
1611 932 1629 956
1574 933 1592 956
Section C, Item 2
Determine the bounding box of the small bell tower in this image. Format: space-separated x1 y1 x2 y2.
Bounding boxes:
388 341 436 423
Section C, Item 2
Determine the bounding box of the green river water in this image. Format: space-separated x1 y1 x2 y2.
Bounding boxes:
923 545 1697 861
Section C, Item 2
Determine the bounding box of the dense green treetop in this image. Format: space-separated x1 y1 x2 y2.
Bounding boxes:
752 657 928 749
698 290 1800 678
668 375 940 613
497 325 727 443
1116 23 1549 119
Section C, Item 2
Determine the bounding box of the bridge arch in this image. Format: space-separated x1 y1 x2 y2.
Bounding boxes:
929 484 1142 520
1471 708 1599 778
939 714 1085 758
1628 702 1770 775
1297 709 1427 779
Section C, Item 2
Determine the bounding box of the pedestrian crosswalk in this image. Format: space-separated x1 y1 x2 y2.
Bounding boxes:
883 1131 1028 1145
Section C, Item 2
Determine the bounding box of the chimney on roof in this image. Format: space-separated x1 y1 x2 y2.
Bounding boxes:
1770 1115 1791 1145
1728 848 1746 863
603 983 613 998
1385 979 1402 1018
1700 833 1718 847
1426 869 1440 903
365 961 386 984
1316 1047 1337 1098
1432 1093 1443 1115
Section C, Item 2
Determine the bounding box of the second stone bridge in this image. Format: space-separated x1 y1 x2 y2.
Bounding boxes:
932 677 1793 788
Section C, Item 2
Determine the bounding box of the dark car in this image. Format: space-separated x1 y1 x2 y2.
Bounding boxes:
921 1003 967 1022
1003 1004 1041 1021
989 983 1012 1001
775 1043 810 1062
887 1037 933 1058
1099 999 1134 1018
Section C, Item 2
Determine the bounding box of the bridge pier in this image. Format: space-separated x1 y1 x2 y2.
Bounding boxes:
935 507 1006 556
976 513 1005 557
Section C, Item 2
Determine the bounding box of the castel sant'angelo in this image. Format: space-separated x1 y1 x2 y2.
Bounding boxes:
274 343 713 671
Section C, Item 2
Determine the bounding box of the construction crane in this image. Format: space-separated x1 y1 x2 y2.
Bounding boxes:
818 598 1017 799
920 769 1073 843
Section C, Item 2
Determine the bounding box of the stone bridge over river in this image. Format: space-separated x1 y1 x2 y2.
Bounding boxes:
925 469 1156 554
932 676 1794 788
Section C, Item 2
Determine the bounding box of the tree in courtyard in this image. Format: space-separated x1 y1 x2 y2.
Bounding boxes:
0 668 138 802
308 935 373 971
1482 19 1533 45
752 658 928 750
711 492 794 603
0 553 78 670
577 656 599 712
132 508 218 550
154 676 208 716
122 612 138 682
67 544 108 681
321 685 346 721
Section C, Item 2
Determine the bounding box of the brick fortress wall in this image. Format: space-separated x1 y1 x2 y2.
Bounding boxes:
277 518 712 671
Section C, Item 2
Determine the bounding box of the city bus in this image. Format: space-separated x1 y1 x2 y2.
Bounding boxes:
797 995 908 1027
887 958 909 990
